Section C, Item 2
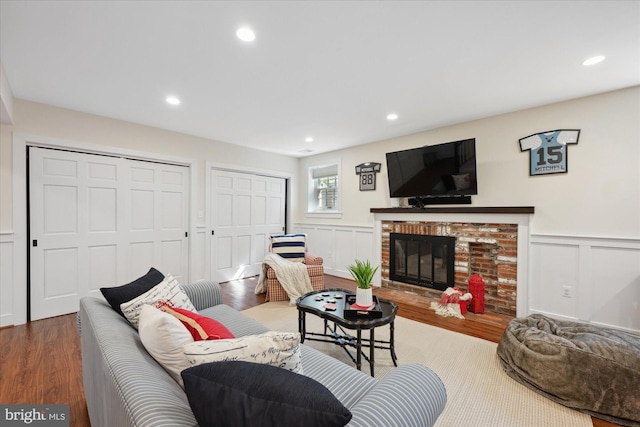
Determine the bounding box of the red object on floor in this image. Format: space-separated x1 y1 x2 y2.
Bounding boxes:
459 301 468 314
468 274 485 314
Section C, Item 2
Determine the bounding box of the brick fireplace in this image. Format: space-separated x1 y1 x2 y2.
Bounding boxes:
372 207 534 318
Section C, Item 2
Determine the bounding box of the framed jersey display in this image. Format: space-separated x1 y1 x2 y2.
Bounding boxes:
519 129 580 176
355 162 381 191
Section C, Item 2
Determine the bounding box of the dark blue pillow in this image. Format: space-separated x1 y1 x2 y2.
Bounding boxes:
182 361 352 427
100 267 164 317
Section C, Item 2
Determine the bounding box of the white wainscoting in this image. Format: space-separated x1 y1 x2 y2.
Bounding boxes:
0 232 15 327
4 219 638 333
293 224 640 333
530 234 640 333
293 223 375 280
190 226 208 283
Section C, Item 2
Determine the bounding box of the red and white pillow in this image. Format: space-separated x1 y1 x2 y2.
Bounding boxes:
138 304 237 387
158 304 234 341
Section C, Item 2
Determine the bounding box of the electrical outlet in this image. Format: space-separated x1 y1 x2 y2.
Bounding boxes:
562 286 572 298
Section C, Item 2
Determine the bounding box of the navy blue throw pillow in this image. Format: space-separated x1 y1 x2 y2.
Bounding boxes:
100 267 164 317
182 361 352 427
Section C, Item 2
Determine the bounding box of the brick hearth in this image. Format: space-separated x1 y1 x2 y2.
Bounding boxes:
382 220 518 316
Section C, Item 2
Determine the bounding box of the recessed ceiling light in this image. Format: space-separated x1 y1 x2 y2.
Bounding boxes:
582 56 605 66
236 27 256 42
166 96 181 105
386 113 399 121
305 137 314 143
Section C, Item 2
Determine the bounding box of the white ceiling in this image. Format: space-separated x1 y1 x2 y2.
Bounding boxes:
1 1 638 157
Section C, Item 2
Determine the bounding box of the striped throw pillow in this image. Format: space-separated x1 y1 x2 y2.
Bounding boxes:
270 234 306 263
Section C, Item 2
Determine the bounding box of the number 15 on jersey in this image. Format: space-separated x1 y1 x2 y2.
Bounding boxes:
519 130 580 176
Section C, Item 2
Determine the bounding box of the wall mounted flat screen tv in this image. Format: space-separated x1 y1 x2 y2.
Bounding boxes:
386 138 477 198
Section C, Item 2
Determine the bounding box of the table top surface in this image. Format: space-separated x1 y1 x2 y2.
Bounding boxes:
296 288 397 329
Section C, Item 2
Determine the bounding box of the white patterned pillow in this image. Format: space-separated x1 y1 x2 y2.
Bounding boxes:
270 234 306 263
138 304 194 387
121 274 196 329
182 331 303 374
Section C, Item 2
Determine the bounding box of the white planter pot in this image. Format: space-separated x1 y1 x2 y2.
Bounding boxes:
355 287 373 307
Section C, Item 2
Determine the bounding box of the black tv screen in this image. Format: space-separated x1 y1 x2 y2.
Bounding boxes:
386 138 477 198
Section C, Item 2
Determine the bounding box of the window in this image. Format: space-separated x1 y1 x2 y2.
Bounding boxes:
316 175 338 209
307 163 340 214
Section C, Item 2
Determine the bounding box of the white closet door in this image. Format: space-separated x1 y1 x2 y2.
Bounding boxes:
29 147 189 320
210 170 285 283
29 148 126 320
127 161 190 284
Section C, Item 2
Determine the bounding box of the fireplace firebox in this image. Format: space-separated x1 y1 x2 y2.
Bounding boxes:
389 233 455 291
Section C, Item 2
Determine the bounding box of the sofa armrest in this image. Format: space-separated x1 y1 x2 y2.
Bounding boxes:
181 281 224 311
304 253 323 266
347 364 447 427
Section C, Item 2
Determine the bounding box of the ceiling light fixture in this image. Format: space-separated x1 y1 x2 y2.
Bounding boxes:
236 27 256 42
582 55 605 66
386 113 399 121
166 96 181 105
305 137 314 143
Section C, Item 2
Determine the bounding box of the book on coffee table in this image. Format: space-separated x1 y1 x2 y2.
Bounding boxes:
344 295 383 318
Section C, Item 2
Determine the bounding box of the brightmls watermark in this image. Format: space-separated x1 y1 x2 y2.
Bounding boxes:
1 405 69 426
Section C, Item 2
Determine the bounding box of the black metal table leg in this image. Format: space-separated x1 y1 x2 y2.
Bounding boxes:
390 320 398 366
370 328 375 376
299 311 306 343
356 329 362 371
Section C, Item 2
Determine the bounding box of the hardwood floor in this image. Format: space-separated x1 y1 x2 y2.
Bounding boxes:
0 311 90 426
0 274 619 427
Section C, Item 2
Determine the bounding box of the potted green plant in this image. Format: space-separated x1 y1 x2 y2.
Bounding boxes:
347 259 379 307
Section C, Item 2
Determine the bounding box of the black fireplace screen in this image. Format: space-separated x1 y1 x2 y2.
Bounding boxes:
389 233 455 291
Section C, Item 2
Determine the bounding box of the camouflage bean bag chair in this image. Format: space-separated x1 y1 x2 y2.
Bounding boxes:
497 314 640 427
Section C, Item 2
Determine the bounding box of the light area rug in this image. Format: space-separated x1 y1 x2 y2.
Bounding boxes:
242 302 592 427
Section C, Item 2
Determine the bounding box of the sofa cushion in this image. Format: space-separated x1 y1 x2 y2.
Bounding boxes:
182 361 352 427
159 305 234 341
121 274 196 329
138 304 194 387
298 344 377 409
199 304 270 337
182 331 303 373
100 267 164 317
270 233 306 262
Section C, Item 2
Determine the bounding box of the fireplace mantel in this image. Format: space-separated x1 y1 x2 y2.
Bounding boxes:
371 206 534 318
370 206 534 214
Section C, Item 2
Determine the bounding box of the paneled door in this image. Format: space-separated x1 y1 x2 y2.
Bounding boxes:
127 160 190 284
29 147 189 320
210 170 286 282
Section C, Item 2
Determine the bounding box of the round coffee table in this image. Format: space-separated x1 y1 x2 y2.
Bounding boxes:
296 288 398 376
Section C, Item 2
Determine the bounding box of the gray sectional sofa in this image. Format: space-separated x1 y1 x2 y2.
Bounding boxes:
79 281 447 426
